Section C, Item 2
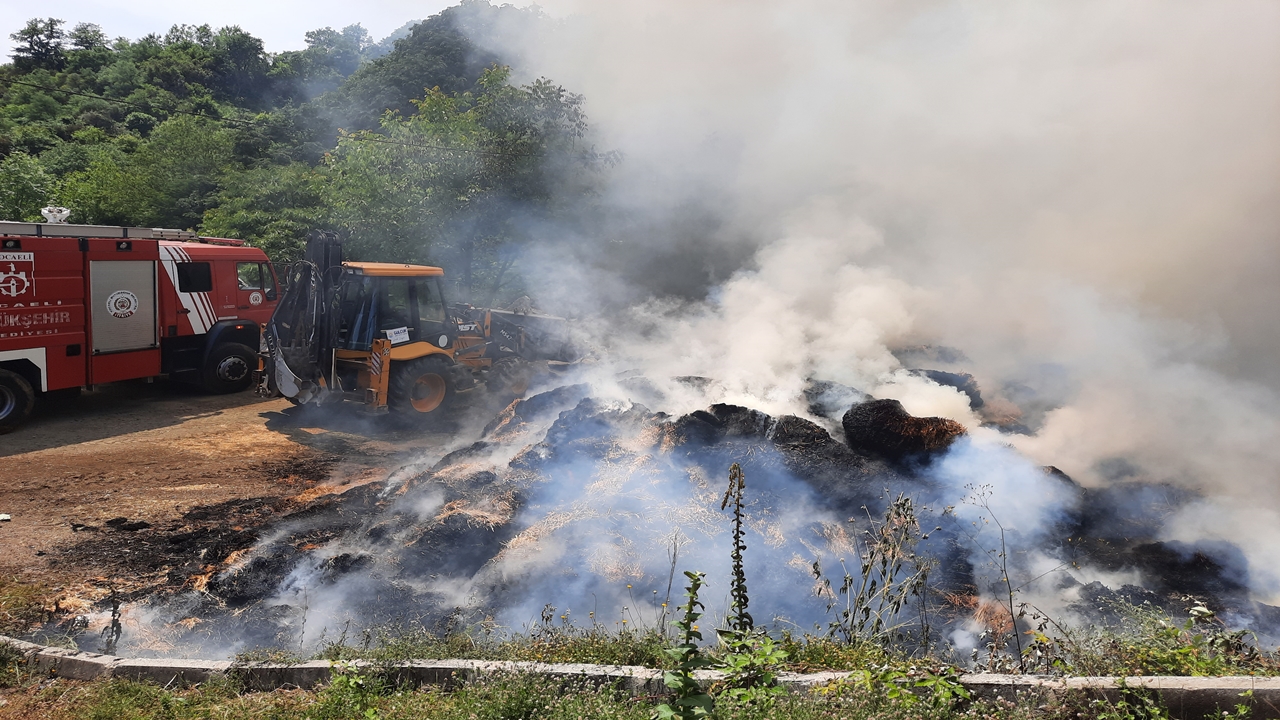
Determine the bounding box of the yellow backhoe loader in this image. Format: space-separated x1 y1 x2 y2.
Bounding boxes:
263 234 576 419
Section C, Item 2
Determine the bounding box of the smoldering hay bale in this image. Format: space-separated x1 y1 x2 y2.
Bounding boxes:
97 382 1280 658
842 398 967 461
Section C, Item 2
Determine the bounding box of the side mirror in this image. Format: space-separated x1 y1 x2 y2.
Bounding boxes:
265 287 277 301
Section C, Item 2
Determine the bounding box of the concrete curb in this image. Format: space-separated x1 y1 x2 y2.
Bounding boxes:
4 635 1278 718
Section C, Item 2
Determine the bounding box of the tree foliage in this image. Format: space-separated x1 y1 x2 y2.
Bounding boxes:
0 152 55 221
9 18 66 71
0 2 596 307
324 65 603 300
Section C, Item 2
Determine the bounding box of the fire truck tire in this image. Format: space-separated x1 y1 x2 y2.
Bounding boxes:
0 369 36 435
487 357 532 401
389 356 455 419
202 343 257 394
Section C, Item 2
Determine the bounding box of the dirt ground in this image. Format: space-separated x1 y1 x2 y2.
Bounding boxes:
0 379 460 613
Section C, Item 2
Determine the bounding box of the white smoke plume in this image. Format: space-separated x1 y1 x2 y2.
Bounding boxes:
98 2 1280 659
472 1 1280 602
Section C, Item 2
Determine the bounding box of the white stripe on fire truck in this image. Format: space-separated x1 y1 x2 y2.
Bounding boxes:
192 253 219 325
159 246 199 332
166 245 210 332
171 246 218 329
160 246 210 333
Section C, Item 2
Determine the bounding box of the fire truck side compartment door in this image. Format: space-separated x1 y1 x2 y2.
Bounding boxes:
89 260 158 353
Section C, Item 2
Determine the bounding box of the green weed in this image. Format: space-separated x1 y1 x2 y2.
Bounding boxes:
654 570 715 720
311 661 385 719
316 621 670 668
712 464 788 710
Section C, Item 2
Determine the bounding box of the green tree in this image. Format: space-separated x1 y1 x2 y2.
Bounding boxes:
211 26 270 107
269 24 374 103
56 143 151 225
326 65 603 302
203 162 330 261
68 22 108 50
312 1 544 132
9 18 66 71
0 153 56 221
59 116 234 227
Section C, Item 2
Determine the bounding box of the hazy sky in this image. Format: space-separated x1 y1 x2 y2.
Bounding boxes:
0 0 455 56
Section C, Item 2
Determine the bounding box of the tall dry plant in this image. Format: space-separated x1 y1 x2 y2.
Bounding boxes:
813 493 933 649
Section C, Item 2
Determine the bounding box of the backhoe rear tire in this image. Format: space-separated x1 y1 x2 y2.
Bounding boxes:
0 368 36 435
389 356 456 420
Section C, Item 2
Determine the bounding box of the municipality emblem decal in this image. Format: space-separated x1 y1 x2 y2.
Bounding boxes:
0 252 35 298
107 290 139 319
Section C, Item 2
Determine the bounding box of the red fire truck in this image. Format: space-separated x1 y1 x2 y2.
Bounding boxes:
0 220 279 433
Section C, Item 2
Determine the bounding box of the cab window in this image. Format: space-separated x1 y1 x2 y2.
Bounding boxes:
176 262 212 293
337 277 376 350
417 277 446 324
379 278 415 336
336 276 421 350
237 262 264 290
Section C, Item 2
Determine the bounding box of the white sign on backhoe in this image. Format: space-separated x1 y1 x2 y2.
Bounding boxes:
385 326 410 344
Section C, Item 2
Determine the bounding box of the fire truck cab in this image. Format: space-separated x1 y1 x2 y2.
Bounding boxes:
0 220 279 433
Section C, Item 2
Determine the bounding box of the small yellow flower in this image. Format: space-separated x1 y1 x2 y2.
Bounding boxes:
626 584 632 589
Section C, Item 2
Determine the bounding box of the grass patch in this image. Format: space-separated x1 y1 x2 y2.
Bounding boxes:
0 670 1064 720
231 647 306 666
315 622 672 668
0 642 25 689
0 577 47 637
311 624 907 673
270 598 1280 679
1023 600 1280 677
776 633 894 672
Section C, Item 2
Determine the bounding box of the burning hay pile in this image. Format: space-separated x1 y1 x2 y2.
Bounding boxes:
67 373 1280 660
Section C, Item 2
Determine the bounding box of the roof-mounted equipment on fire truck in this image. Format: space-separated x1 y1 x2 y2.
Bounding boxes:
0 221 243 245
40 206 71 223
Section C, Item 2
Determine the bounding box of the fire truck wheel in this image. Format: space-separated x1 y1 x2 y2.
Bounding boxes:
389 356 455 418
0 369 36 435
202 343 257 394
487 357 532 401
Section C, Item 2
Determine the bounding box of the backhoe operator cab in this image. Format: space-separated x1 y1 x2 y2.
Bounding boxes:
332 262 467 415
336 264 450 351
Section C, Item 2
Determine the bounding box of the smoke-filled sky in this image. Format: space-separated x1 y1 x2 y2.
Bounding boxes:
512 0 1280 381
0 0 445 57
470 1 1280 599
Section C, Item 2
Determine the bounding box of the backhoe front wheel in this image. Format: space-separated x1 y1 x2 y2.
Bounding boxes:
389 356 456 419
487 357 532 403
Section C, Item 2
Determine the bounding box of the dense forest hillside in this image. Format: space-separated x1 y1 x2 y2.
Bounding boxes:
0 1 599 303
